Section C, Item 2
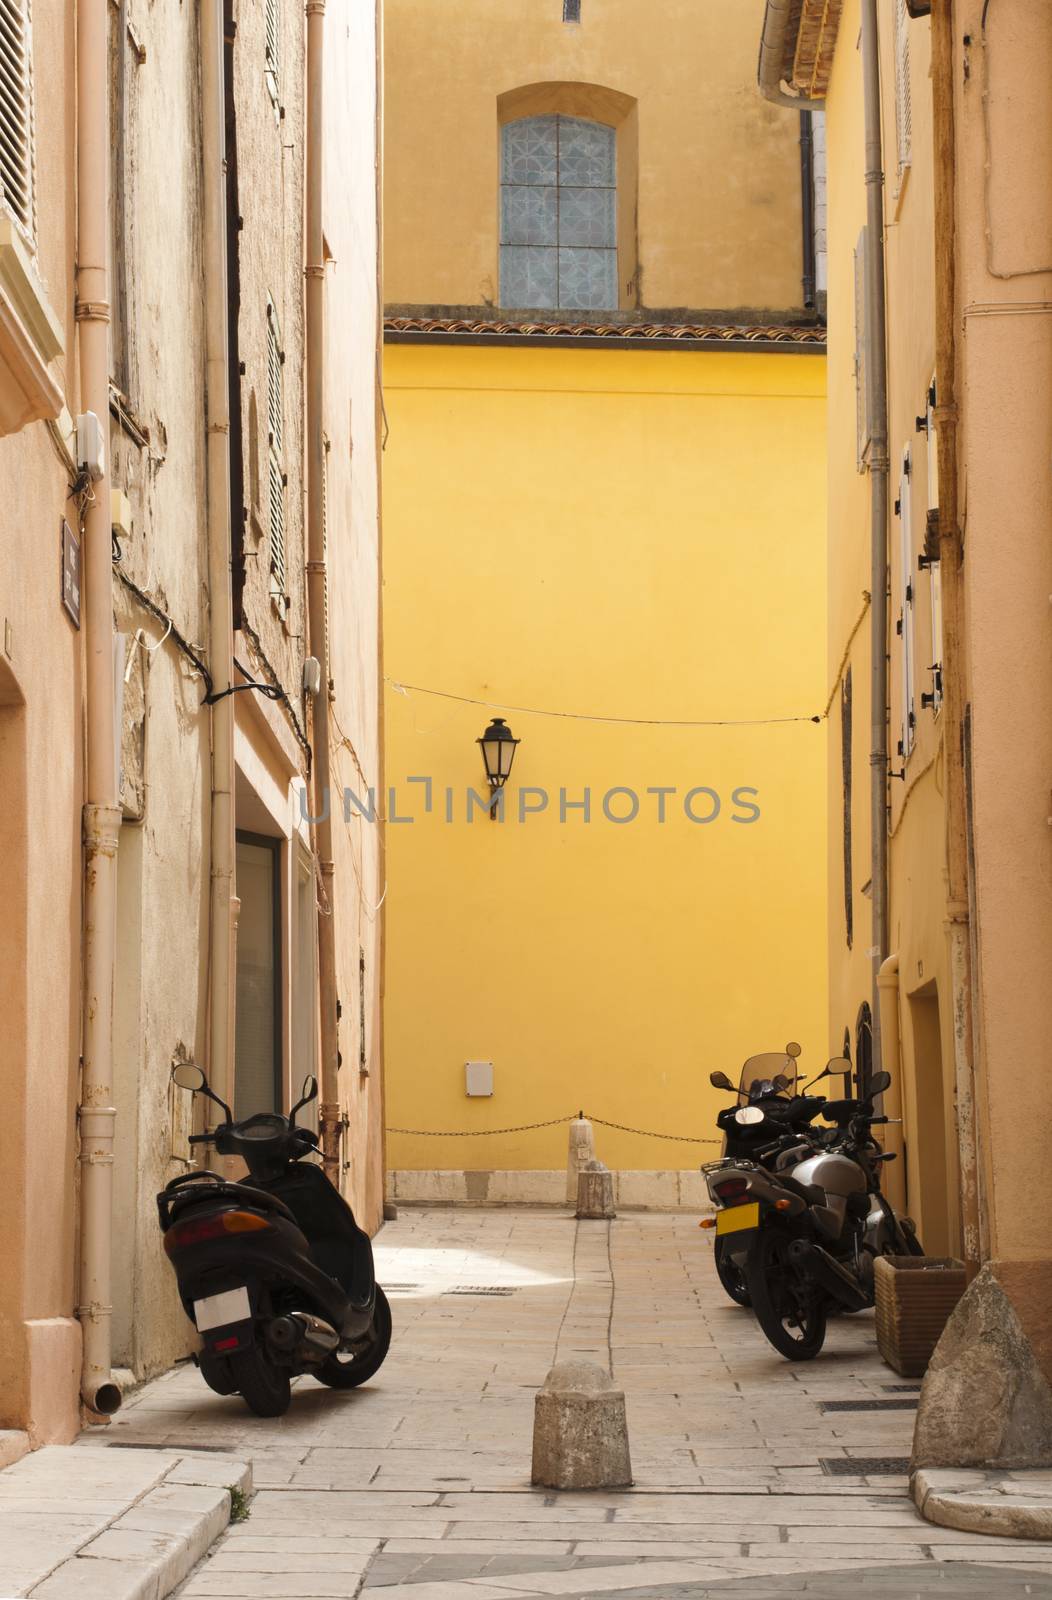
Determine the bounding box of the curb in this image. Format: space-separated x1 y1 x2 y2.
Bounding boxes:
913 1466 1052 1539
1 1447 251 1599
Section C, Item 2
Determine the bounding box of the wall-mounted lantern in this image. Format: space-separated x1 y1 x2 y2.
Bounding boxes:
477 717 519 818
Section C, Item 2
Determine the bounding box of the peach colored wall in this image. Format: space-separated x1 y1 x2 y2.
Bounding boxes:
953 1 1052 1261
384 0 808 314
0 0 82 1441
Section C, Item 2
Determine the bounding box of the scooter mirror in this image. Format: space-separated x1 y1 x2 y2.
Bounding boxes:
289 1074 319 1126
868 1069 892 1097
709 1071 736 1091
785 1041 803 1059
772 1073 791 1092
172 1062 207 1093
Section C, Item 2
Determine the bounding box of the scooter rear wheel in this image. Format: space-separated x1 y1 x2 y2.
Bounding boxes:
316 1286 392 1390
713 1236 751 1307
230 1349 292 1417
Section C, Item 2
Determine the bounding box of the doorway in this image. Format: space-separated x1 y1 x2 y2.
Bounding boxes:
907 981 952 1255
234 832 282 1115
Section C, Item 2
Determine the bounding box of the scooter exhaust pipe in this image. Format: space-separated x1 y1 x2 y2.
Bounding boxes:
787 1238 870 1311
266 1312 339 1357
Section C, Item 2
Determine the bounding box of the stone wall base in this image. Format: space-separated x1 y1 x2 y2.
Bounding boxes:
386 1168 709 1211
912 1260 1052 1470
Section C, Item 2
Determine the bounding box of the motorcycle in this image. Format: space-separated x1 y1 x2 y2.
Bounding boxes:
707 1043 837 1307
703 1066 923 1360
157 1062 391 1416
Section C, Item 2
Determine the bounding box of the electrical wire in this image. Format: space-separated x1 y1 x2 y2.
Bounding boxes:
386 679 823 729
114 567 214 698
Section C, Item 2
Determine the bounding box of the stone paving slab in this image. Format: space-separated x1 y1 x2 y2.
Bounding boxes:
914 1466 1052 1539
0 1445 251 1599
52 1208 1052 1600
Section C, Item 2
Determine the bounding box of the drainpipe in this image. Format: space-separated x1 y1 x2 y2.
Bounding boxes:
76 0 122 1418
799 111 817 311
305 0 341 1181
876 955 907 1213
202 0 237 1117
931 0 982 1269
860 0 891 1073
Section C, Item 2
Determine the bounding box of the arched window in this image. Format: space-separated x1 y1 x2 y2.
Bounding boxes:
500 115 617 311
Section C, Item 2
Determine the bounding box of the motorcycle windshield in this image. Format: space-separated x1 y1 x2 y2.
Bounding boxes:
738 1052 797 1100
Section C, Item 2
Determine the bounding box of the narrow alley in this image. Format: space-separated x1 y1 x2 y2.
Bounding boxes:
39 1211 1052 1598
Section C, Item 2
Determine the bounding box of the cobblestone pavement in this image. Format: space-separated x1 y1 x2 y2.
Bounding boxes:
84 1209 1052 1598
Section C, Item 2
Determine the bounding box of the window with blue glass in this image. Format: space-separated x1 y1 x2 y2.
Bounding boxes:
500 115 617 311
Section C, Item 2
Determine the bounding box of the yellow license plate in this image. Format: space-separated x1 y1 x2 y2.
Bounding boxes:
716 1201 760 1236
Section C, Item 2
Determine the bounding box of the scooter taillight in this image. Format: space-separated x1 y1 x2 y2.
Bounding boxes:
713 1177 751 1202
163 1210 271 1256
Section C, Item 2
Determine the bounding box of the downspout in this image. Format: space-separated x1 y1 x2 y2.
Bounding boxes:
202 0 237 1115
876 955 907 1213
305 0 341 1182
76 0 122 1418
799 111 817 310
860 0 891 1071
931 0 982 1269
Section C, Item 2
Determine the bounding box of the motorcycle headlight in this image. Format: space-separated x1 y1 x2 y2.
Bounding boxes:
734 1106 765 1126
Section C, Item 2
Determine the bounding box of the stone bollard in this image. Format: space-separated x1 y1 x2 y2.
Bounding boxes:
576 1159 615 1220
566 1114 596 1206
532 1360 632 1489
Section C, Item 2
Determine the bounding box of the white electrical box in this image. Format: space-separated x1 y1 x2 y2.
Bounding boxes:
465 1061 493 1097
76 411 105 482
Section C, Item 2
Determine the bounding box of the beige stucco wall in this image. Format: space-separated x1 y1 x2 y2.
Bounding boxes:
384 0 808 315
820 0 957 1252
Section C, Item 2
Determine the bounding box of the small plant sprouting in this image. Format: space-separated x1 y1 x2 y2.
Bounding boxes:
227 1485 250 1524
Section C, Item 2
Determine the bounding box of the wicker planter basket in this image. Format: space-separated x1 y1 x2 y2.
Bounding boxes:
874 1255 968 1378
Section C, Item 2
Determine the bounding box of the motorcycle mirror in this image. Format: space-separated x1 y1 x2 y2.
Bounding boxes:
172 1062 206 1093
785 1041 802 1058
772 1073 791 1092
709 1070 736 1091
868 1069 892 1097
289 1073 319 1127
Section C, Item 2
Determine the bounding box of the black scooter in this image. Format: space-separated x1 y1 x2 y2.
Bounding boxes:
157 1063 391 1416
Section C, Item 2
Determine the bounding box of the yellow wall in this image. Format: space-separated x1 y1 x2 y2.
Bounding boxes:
381 342 828 1178
384 0 808 314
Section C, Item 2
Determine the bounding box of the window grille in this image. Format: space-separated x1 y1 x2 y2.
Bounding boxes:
499 115 617 311
0 0 34 239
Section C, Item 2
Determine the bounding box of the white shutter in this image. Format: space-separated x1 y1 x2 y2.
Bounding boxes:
898 448 916 759
0 0 34 238
265 0 280 108
894 0 913 175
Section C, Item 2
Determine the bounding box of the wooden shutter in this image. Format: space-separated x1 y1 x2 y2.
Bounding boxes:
898 448 916 759
854 231 869 471
266 300 286 594
0 0 34 237
895 0 912 174
265 0 280 107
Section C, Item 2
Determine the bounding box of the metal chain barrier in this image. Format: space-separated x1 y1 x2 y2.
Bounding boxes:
386 1112 721 1146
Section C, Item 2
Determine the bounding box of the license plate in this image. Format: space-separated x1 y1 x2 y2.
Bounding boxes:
194 1286 251 1331
716 1202 760 1236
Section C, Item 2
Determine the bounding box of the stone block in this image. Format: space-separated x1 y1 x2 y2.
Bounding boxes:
576 1162 615 1220
566 1117 596 1206
531 1361 632 1490
912 1261 1052 1469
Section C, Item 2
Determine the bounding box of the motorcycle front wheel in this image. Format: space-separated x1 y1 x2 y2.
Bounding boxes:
316 1286 392 1390
230 1348 292 1417
746 1228 827 1361
713 1236 751 1307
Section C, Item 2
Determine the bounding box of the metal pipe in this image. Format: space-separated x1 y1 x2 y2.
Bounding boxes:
931 0 983 1269
202 0 237 1115
800 111 817 310
76 0 122 1419
758 0 824 109
305 0 341 1181
860 0 891 1072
